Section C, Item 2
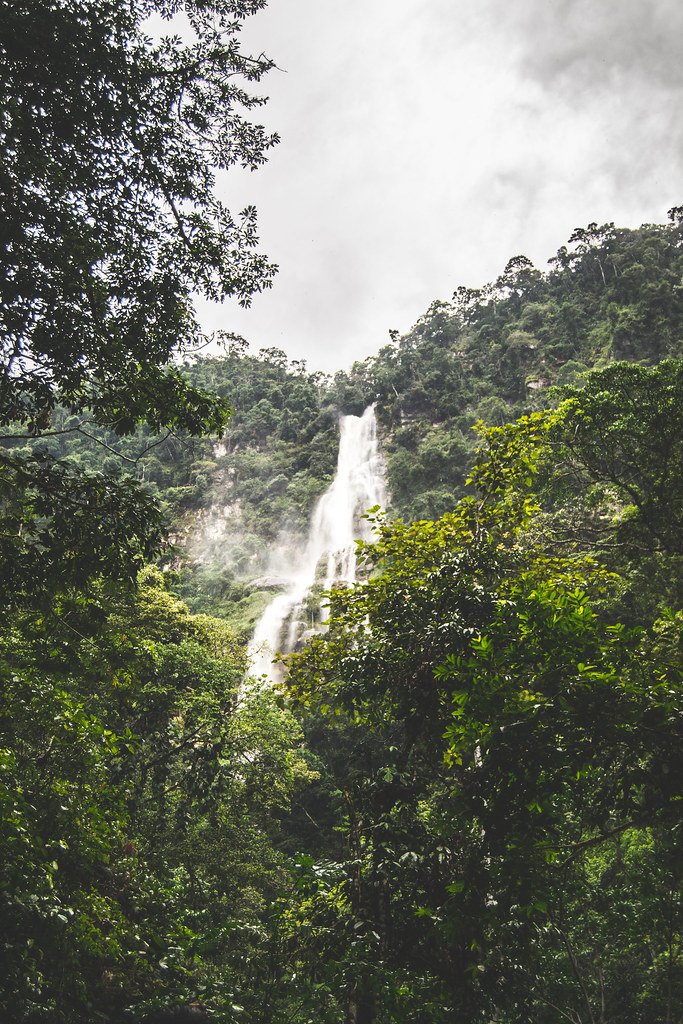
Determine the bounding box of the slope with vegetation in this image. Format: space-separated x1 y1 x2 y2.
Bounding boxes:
10 214 681 639
164 213 683 640
365 215 683 521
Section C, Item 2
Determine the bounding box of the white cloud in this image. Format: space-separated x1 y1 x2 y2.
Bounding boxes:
200 0 683 371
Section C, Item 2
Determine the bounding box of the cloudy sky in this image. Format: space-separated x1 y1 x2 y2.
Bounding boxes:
199 0 683 372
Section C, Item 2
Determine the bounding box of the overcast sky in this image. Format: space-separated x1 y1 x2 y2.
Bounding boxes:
198 0 683 372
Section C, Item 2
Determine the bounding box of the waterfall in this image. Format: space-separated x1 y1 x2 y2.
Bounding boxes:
248 404 386 682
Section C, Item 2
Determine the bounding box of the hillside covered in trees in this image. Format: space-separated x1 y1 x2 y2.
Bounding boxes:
28 213 678 637
1 1 681 1022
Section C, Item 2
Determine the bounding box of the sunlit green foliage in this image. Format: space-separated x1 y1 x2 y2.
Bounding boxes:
0 568 314 1022
284 360 682 1023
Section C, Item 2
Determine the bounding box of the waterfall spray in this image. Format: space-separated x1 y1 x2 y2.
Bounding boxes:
248 404 386 682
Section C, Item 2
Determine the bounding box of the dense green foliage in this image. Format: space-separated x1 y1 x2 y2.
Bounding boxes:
3 196 682 1020
1 568 313 1020
285 360 682 1023
365 216 683 521
0 2 306 1020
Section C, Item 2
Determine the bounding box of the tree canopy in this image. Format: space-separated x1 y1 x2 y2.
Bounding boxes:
0 0 277 435
0 0 278 597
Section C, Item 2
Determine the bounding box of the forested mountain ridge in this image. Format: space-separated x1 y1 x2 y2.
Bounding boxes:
367 215 683 519
172 213 683 538
141 213 683 629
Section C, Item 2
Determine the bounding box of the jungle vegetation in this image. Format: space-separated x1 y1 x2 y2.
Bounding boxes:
0 1 681 1021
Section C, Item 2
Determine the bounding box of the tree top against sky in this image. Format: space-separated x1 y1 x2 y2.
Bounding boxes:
0 0 277 436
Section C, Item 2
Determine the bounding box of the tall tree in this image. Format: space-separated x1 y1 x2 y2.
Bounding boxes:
0 0 278 597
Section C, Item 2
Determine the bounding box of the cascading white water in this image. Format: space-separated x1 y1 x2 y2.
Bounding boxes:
248 404 386 682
